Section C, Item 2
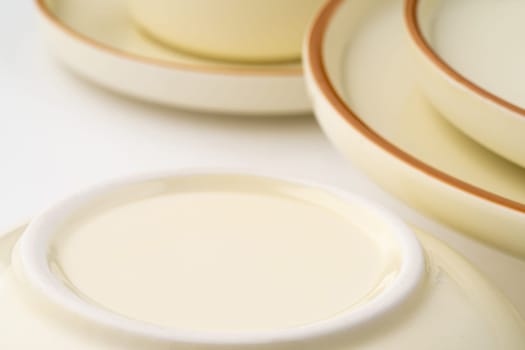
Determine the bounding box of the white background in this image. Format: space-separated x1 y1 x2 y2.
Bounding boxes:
1 1 524 312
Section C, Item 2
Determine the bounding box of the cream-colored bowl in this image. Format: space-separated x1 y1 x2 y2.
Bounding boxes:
131 0 325 63
1 171 524 348
405 0 525 167
303 0 525 313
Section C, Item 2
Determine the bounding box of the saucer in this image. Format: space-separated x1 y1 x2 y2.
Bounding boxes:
35 0 310 115
304 0 525 257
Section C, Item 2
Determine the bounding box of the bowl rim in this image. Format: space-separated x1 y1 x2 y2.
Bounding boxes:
405 0 525 118
35 0 302 76
16 169 424 347
304 0 525 215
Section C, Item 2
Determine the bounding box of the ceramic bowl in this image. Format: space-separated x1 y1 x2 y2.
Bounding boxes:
405 0 525 167
1 171 524 348
303 0 525 313
35 0 310 115
130 0 325 63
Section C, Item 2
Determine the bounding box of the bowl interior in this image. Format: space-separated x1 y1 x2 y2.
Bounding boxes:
410 0 525 111
319 0 525 207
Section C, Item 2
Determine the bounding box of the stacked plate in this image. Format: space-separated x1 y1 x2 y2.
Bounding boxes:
2 0 525 348
306 0 525 269
305 0 525 258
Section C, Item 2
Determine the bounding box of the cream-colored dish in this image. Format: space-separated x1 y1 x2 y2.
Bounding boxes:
130 0 325 63
2 171 524 348
405 0 525 167
35 0 310 115
304 0 525 257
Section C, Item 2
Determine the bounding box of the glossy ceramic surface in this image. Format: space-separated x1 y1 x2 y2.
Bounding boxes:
304 0 525 257
1 172 524 348
405 0 525 167
131 0 325 63
35 0 310 115
2 2 525 318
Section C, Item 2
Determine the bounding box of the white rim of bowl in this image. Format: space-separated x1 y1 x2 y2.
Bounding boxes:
35 0 303 76
16 169 424 346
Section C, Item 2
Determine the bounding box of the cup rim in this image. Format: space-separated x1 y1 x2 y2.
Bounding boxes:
15 169 424 347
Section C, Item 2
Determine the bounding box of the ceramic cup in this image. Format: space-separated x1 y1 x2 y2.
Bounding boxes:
130 0 326 63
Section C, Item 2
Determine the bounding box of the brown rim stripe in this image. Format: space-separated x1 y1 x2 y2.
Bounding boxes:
35 0 302 76
306 0 525 214
405 0 525 117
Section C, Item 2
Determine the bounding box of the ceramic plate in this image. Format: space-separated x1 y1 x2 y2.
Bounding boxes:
304 0 525 257
35 0 310 115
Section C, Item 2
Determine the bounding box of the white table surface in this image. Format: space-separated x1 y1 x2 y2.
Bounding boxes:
2 1 524 312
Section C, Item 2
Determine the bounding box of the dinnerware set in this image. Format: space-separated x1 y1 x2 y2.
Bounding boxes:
2 0 525 348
